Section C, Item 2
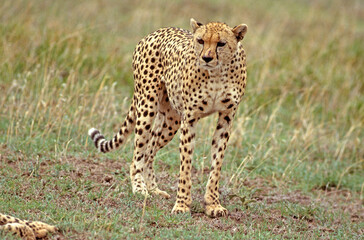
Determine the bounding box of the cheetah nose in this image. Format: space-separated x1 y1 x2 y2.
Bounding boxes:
202 56 213 63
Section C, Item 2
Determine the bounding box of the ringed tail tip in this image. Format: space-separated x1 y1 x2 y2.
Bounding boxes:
88 128 97 136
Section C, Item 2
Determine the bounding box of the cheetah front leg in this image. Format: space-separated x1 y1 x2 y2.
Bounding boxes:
204 110 235 217
171 119 197 214
0 214 57 240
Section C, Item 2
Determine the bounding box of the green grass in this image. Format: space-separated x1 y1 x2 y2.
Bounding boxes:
1 0 363 239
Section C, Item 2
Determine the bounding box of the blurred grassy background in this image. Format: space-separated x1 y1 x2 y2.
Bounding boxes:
0 0 363 239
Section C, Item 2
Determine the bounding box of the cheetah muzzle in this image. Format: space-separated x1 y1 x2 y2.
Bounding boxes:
88 18 248 218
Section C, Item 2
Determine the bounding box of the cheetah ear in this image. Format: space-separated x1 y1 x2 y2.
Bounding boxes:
232 24 248 41
190 18 203 33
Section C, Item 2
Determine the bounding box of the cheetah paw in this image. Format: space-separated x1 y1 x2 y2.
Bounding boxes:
171 203 190 214
32 221 58 238
150 188 171 199
132 181 149 197
205 204 229 217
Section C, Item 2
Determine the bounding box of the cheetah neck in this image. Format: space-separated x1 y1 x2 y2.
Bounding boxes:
206 65 229 80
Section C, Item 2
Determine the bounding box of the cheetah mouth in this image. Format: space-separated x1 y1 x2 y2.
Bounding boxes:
197 60 219 69
200 63 218 69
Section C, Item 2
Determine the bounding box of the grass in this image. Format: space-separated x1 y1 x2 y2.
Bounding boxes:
0 0 363 239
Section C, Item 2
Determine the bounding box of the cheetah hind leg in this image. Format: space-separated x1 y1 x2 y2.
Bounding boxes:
130 161 149 197
144 94 181 199
129 91 159 197
143 117 170 198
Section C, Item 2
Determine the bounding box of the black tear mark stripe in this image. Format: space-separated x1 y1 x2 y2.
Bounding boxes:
215 32 220 60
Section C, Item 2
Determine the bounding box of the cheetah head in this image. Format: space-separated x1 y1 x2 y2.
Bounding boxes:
190 18 247 69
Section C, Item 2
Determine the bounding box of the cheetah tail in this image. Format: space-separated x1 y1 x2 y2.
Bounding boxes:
88 100 136 153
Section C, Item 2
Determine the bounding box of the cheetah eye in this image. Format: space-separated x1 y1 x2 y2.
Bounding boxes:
197 38 204 44
217 42 226 47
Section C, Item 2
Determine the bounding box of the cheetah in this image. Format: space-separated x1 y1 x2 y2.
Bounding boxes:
0 213 56 240
89 19 247 217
